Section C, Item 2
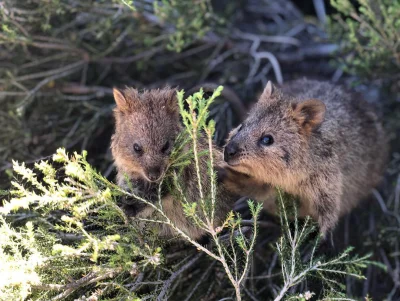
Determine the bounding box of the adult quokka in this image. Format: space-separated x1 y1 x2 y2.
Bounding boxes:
222 79 388 234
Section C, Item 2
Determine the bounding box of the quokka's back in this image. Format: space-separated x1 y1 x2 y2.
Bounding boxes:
282 79 388 211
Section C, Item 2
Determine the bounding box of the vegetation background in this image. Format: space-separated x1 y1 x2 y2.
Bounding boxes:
0 0 399 300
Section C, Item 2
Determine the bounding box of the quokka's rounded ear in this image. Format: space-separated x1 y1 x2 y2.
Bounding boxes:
113 88 128 111
292 99 326 134
162 88 179 115
113 87 140 112
259 81 274 102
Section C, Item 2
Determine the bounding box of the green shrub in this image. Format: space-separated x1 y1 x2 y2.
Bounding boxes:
329 0 400 79
154 0 219 52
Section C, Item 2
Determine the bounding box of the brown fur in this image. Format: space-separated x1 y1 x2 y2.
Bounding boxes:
111 87 236 240
222 79 389 233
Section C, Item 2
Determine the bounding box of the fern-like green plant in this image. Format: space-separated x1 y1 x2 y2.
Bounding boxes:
1 149 160 300
273 188 383 300
0 218 44 301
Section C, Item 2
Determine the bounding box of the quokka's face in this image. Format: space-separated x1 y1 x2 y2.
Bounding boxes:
223 81 325 183
224 104 302 182
112 87 180 183
114 112 179 182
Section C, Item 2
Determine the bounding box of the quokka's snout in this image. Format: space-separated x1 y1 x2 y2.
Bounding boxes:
224 141 241 163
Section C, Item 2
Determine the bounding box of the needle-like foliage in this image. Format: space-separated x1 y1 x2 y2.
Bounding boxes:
272 189 382 300
0 88 263 301
329 0 400 80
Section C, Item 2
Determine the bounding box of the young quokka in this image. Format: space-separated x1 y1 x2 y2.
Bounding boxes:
222 79 388 234
111 87 236 240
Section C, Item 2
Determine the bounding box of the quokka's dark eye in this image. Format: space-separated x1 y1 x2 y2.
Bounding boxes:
161 141 170 154
259 135 274 146
133 143 143 154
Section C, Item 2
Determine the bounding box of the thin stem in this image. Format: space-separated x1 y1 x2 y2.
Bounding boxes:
206 130 216 224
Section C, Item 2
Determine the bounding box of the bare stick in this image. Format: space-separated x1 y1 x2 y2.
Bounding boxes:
157 253 203 301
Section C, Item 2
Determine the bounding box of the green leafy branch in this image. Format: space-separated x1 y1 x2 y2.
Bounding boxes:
329 0 400 79
273 188 382 300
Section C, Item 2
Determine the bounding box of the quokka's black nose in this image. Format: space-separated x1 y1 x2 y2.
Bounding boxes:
147 167 161 181
224 142 239 162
